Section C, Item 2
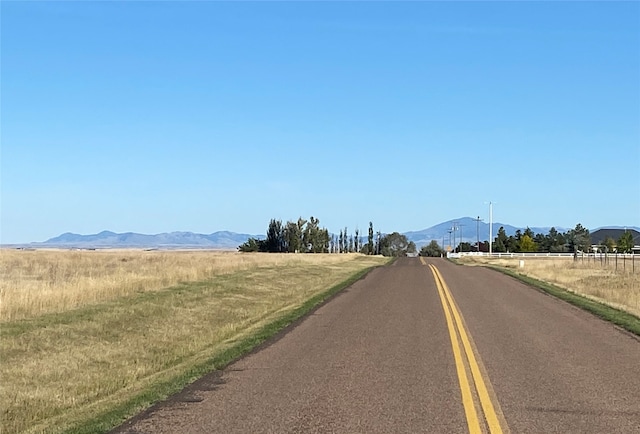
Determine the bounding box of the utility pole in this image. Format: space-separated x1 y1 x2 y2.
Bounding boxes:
476 216 483 252
459 224 465 252
452 222 458 253
488 202 494 255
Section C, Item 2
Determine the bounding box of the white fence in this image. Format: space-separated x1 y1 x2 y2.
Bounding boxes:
449 252 637 259
448 251 637 273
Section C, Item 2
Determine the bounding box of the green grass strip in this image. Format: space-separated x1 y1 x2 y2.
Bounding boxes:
489 265 640 337
65 261 387 434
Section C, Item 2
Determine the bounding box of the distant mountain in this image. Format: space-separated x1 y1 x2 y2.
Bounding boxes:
36 231 263 249
47 230 118 243
22 222 639 250
404 217 570 247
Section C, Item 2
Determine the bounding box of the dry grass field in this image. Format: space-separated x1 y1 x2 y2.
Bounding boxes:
458 255 640 318
0 249 389 434
0 249 331 322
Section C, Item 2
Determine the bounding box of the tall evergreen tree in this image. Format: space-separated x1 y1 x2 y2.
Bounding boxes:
569 223 590 252
354 228 359 253
344 227 348 253
494 226 508 253
304 216 321 253
524 227 535 239
617 231 633 253
321 228 330 253
284 221 301 253
368 222 374 256
265 219 284 252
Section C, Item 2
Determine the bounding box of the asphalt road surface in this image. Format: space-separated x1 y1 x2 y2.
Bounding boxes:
114 258 640 433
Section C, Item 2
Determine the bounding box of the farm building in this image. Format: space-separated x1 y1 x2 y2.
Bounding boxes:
590 228 640 253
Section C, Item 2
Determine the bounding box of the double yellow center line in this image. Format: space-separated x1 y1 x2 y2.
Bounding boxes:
420 258 508 434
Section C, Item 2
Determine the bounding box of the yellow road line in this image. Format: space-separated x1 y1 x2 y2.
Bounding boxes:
428 264 482 433
428 263 506 434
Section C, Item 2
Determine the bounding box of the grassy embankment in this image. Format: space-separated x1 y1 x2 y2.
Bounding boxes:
457 255 640 336
0 250 389 434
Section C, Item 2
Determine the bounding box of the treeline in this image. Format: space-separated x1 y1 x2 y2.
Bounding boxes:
239 218 381 254
452 223 624 254
487 224 591 253
239 218 418 257
421 223 636 256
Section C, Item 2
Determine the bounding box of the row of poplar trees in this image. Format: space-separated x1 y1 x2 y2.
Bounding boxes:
238 217 378 254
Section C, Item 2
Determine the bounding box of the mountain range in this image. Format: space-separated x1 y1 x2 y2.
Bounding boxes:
35 230 259 249
13 219 639 249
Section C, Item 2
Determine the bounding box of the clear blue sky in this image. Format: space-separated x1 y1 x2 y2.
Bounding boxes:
2 1 639 243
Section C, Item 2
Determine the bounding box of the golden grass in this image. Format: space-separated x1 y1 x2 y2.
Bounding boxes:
0 250 388 434
458 256 640 318
0 249 365 322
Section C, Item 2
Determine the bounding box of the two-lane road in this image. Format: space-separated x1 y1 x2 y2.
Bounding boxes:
434 259 640 433
114 258 640 433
